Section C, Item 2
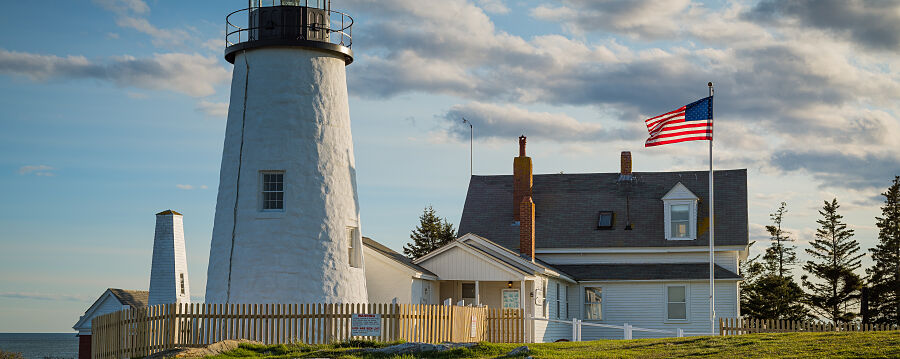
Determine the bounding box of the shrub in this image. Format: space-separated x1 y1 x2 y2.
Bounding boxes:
0 350 24 359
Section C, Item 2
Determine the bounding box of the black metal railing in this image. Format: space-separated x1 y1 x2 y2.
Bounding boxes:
225 5 352 49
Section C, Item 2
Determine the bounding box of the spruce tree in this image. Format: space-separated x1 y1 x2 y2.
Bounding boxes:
763 202 798 277
867 176 900 325
403 206 457 259
801 198 863 325
741 202 808 320
742 274 809 320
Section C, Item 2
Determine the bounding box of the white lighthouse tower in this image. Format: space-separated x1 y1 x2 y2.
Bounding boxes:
205 0 366 304
149 210 191 305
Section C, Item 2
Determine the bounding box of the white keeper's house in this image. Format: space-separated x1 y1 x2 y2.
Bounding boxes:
365 136 749 341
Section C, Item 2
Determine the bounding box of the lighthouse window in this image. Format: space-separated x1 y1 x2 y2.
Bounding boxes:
180 273 185 295
261 172 284 211
347 226 361 268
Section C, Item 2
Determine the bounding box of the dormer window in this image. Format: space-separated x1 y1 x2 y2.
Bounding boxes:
670 204 690 237
662 182 698 240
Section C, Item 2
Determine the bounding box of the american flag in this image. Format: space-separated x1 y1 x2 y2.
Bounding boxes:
644 96 713 147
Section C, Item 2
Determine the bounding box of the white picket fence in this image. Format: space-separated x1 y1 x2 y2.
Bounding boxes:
531 316 715 341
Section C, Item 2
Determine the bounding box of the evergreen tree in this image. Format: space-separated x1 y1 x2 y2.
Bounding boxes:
403 206 457 259
763 202 798 277
742 202 808 320
742 273 809 320
867 176 900 325
801 198 863 325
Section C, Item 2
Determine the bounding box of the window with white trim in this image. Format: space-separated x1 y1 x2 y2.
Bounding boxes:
261 171 284 211
347 226 361 268
542 280 548 318
555 282 561 319
670 204 691 237
663 182 699 240
584 287 602 320
667 285 688 321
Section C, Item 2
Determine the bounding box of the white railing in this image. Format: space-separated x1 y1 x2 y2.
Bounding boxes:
531 316 715 341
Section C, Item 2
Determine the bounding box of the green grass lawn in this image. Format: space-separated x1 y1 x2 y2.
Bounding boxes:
204 331 900 359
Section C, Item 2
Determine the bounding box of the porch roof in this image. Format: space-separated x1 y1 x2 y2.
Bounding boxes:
363 237 437 277
552 263 742 281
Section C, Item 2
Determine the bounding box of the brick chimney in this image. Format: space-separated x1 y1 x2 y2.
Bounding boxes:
519 196 535 261
513 135 533 222
621 151 632 175
618 151 633 182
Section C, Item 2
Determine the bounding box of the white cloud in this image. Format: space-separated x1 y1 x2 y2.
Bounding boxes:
115 16 191 48
0 292 91 302
176 184 207 190
531 0 692 39
17 165 55 176
92 0 149 15
443 102 641 142
339 0 900 194
0 49 230 97
476 0 509 14
196 101 229 118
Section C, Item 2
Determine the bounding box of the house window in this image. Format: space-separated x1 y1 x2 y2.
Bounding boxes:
584 287 602 320
502 289 520 309
555 282 561 319
542 280 548 318
179 273 185 295
597 211 615 229
261 172 284 211
461 283 476 306
347 227 360 268
667 285 687 320
670 204 690 237
663 182 699 240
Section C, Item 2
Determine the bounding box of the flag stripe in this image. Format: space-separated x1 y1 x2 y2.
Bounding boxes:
644 96 712 147
652 128 712 139
645 136 713 147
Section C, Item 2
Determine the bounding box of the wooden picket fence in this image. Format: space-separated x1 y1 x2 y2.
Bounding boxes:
92 303 524 359
720 317 900 336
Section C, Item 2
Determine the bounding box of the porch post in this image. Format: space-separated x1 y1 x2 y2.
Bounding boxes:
475 280 480 306
521 279 528 342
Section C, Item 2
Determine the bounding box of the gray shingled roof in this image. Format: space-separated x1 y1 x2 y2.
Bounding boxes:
107 288 149 308
457 170 748 250
363 237 437 277
552 263 742 281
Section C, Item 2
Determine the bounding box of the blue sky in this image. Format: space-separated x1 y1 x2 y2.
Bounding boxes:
1 0 899 332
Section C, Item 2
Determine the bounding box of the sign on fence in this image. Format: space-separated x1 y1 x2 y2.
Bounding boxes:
351 313 382 336
470 314 477 338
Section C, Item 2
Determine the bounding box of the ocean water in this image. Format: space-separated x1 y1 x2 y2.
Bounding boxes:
0 334 77 359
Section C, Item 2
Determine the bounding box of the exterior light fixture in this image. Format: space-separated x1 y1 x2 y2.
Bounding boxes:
507 281 513 288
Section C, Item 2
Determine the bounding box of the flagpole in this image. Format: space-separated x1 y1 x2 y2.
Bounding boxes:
708 82 716 334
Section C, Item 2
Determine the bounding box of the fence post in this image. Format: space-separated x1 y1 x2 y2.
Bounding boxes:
576 319 582 342
571 318 578 341
624 323 632 340
677 328 684 337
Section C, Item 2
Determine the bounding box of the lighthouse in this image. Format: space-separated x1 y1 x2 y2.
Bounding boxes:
205 0 366 304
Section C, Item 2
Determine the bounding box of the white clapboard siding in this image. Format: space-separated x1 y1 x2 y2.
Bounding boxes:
574 281 738 339
539 251 741 273
364 250 416 304
418 247 522 281
533 278 571 342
